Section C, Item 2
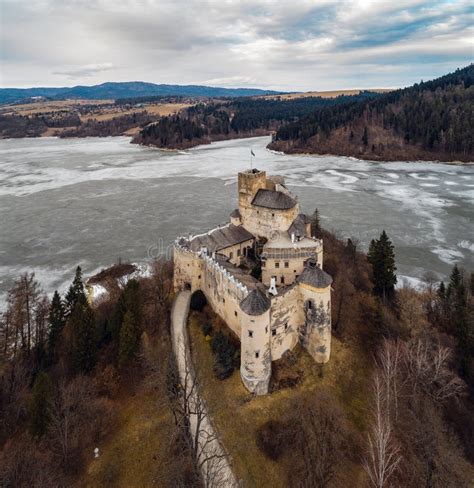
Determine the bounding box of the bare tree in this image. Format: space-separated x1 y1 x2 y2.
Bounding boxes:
5 273 43 356
49 376 98 467
152 258 173 314
376 338 402 421
402 338 465 402
166 339 233 487
292 392 348 488
363 372 401 488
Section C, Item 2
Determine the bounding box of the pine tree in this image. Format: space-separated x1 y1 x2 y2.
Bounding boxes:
118 311 139 367
29 371 52 438
368 231 397 301
65 266 86 316
311 208 321 237
110 280 141 343
362 126 369 146
70 302 97 374
446 265 470 378
47 290 65 362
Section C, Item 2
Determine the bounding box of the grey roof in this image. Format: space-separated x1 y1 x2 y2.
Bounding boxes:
190 224 254 253
240 288 271 316
288 214 309 238
251 189 297 210
297 265 333 289
300 213 312 224
230 209 241 219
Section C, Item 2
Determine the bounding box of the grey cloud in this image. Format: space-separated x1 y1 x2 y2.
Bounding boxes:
0 0 472 90
53 63 116 78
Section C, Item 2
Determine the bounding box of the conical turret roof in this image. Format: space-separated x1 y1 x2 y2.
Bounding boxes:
297 263 333 289
239 287 271 316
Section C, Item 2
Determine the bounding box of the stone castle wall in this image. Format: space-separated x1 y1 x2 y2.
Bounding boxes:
239 205 299 240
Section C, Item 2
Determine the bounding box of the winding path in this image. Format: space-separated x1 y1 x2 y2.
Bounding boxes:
171 291 239 487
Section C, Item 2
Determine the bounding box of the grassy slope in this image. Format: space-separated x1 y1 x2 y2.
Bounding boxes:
188 312 371 487
80 332 176 488
83 390 173 487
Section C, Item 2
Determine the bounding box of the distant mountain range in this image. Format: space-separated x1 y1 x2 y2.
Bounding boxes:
0 82 283 105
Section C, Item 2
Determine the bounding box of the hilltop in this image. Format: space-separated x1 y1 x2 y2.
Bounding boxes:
0 81 283 105
269 65 474 162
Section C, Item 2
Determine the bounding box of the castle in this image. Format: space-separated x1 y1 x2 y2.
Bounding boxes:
173 169 332 395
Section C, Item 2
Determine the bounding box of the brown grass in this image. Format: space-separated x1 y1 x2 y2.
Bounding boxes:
188 312 371 487
1 99 112 116
261 89 392 100
80 103 191 122
82 388 173 488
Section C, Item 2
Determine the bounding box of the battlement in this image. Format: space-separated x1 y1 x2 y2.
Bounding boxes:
173 168 332 395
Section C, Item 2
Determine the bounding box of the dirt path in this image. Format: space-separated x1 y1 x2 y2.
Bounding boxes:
171 291 239 487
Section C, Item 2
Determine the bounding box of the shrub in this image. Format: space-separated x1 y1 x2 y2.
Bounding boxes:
256 419 288 461
211 331 238 379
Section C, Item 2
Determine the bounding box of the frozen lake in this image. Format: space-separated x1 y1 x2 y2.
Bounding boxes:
0 135 473 305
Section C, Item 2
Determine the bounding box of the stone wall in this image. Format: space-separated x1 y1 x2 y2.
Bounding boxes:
239 204 299 239
268 286 302 360
299 284 331 363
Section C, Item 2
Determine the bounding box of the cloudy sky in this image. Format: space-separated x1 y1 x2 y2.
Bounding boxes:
1 0 473 91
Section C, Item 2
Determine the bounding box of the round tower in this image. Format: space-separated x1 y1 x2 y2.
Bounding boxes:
296 260 332 363
239 287 271 395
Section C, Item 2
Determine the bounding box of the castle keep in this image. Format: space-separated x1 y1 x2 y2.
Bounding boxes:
173 169 332 395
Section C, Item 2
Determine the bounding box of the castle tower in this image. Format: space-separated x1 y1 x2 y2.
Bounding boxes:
239 287 271 395
297 260 332 363
238 169 267 211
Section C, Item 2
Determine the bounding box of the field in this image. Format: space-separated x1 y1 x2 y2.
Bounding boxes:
0 98 193 138
261 88 392 100
0 99 113 116
188 310 370 487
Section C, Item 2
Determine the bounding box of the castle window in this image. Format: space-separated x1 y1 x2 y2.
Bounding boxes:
280 276 285 284
275 262 280 268
265 327 268 333
235 311 238 317
249 330 253 338
223 298 225 303
284 262 289 268
255 351 259 358
272 329 276 336
237 249 241 257
272 213 275 217
285 323 289 330
198 275 201 279
230 252 233 259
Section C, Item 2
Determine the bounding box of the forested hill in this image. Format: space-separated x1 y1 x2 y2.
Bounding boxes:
0 82 282 105
132 92 380 149
269 65 474 162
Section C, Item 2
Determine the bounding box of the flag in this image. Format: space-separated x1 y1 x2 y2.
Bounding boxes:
251 149 255 157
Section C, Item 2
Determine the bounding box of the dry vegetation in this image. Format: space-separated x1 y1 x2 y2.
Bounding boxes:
0 99 192 139
261 89 391 100
0 99 113 116
189 313 368 487
1 230 472 487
